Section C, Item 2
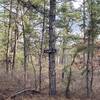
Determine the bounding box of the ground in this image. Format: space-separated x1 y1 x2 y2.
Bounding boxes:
0 64 100 100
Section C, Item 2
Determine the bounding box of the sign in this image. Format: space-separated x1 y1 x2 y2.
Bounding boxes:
44 48 57 54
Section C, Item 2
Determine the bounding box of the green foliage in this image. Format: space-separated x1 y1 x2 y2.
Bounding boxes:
71 44 86 65
31 0 46 5
63 65 71 75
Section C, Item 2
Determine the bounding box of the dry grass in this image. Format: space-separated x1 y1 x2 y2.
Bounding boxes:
0 64 100 100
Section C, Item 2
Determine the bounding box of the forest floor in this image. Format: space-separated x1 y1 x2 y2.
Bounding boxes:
0 64 100 100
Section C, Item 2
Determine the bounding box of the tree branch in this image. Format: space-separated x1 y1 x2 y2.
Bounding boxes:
10 89 40 99
17 0 48 16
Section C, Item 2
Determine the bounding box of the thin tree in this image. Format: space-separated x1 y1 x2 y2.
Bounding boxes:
21 8 28 88
89 0 94 93
6 0 12 73
12 1 19 76
39 0 46 91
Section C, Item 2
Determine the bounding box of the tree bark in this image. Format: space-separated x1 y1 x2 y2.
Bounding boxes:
12 2 19 75
6 0 12 73
48 0 56 96
21 9 28 88
66 67 72 97
39 0 46 91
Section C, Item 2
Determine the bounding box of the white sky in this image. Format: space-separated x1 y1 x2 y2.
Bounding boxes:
71 0 83 34
73 0 83 9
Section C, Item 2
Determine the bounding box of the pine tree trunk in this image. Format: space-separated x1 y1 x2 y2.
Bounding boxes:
21 9 27 88
39 0 46 91
48 0 56 96
66 67 72 97
6 0 12 73
12 3 19 75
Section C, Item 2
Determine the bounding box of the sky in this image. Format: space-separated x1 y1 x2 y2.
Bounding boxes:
72 0 83 34
73 0 83 9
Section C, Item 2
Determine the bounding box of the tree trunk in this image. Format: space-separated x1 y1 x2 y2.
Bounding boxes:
90 0 94 93
30 55 37 90
12 2 19 75
48 0 56 96
66 67 72 97
21 9 27 88
39 0 46 91
6 0 12 73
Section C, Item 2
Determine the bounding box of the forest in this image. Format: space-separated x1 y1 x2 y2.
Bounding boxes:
0 0 100 100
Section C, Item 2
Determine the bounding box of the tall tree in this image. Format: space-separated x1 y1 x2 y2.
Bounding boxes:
48 0 56 95
39 0 46 91
11 1 19 76
6 0 12 73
